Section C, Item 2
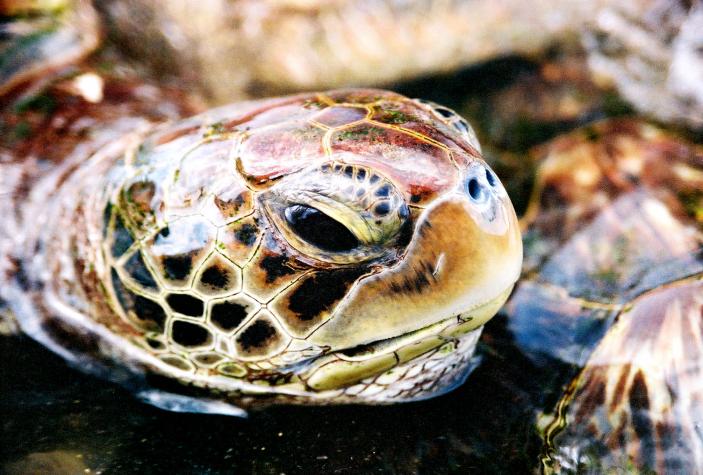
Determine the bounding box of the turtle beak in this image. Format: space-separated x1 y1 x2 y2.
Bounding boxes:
309 187 523 350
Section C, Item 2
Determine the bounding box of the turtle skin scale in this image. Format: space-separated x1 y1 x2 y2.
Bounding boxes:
0 87 521 413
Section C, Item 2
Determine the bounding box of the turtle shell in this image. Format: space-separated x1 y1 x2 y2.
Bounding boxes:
505 120 703 472
0 87 522 411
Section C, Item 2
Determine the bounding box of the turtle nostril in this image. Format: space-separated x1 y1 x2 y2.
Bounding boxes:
485 168 497 187
467 177 483 201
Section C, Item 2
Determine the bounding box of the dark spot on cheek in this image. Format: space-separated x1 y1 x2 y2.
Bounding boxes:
111 269 166 331
211 301 249 331
418 220 432 237
161 254 193 281
146 338 166 350
235 223 259 246
261 254 297 284
172 320 212 347
111 214 134 258
200 265 231 289
237 320 277 350
287 268 367 321
124 252 158 289
388 260 437 294
166 294 204 317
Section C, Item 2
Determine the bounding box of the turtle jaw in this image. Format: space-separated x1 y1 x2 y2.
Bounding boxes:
308 192 523 351
302 284 515 393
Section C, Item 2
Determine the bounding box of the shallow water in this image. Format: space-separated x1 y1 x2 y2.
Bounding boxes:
1 312 578 474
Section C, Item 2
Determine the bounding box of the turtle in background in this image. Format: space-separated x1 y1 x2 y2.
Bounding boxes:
506 119 703 473
97 0 703 130
5 0 702 130
0 6 522 413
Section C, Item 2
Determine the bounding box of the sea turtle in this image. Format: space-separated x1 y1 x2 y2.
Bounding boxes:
96 0 703 130
502 119 703 473
0 60 522 415
3 4 702 472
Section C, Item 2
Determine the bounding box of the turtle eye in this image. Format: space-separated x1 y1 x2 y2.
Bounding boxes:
263 163 409 264
284 204 359 252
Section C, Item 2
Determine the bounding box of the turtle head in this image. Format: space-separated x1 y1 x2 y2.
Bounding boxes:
260 133 521 396
99 89 522 405
265 159 522 352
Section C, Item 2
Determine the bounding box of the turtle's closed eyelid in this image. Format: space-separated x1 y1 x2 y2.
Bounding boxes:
284 204 360 252
260 164 411 264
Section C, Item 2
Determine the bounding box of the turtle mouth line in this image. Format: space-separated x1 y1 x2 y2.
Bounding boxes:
298 289 513 393
333 284 515 361
335 315 457 359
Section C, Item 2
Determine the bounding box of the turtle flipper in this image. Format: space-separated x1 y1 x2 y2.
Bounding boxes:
137 389 248 417
543 277 703 473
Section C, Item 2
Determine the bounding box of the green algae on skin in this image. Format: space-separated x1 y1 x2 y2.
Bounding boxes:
377 110 412 124
203 121 226 138
337 127 384 141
